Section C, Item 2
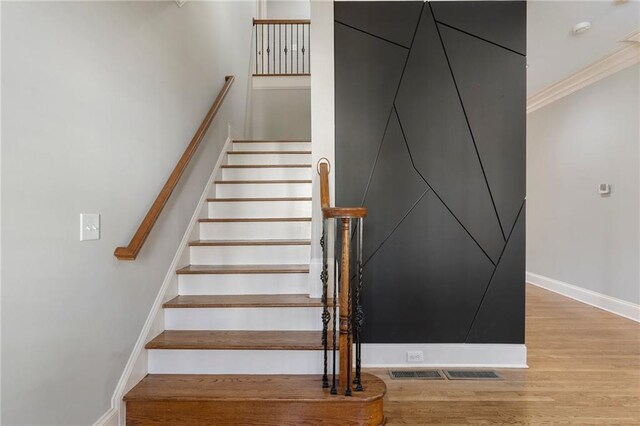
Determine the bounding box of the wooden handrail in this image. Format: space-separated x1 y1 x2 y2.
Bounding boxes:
317 158 367 395
114 76 235 261
253 19 311 25
318 160 367 219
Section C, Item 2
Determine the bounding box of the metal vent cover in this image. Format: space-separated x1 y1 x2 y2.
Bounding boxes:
444 370 502 380
389 370 444 379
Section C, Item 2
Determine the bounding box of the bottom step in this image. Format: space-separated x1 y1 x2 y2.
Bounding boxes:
124 373 386 425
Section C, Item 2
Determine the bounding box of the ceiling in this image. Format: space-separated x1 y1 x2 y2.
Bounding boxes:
527 0 640 95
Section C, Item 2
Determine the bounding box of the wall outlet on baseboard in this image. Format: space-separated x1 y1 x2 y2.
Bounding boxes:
407 351 424 362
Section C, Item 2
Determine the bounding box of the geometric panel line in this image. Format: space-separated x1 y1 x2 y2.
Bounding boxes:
394 105 498 267
392 2 426 106
360 3 426 206
435 20 526 57
335 20 410 50
362 188 431 267
430 4 507 241
360 105 395 206
464 199 526 342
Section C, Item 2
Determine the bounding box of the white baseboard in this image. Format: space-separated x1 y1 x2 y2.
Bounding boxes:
99 135 234 426
362 343 527 369
93 407 118 426
527 272 640 323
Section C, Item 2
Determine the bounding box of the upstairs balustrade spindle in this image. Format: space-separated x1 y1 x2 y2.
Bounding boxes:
317 159 367 396
253 19 310 76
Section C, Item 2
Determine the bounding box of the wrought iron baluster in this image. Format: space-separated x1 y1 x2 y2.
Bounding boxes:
354 217 364 391
267 24 271 74
345 219 353 396
302 24 305 74
255 25 258 74
321 219 330 388
279 24 282 74
331 219 338 395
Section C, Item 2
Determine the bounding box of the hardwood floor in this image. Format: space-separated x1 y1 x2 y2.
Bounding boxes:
367 284 640 425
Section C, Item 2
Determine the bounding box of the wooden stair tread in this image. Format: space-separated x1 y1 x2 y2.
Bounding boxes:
189 239 310 246
207 197 312 202
176 264 309 274
199 217 312 223
221 164 311 168
228 151 312 154
124 373 385 402
163 294 323 308
145 330 324 350
214 179 312 184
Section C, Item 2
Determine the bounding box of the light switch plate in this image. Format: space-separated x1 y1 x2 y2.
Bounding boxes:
80 214 100 241
598 183 611 196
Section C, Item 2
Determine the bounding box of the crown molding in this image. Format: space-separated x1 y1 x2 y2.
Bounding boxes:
527 34 640 114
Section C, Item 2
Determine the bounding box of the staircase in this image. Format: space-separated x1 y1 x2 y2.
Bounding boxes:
123 140 386 425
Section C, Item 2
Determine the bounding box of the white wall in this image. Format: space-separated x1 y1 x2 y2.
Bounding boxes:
308 0 335 298
267 0 310 19
1 1 254 424
250 84 311 140
527 64 640 305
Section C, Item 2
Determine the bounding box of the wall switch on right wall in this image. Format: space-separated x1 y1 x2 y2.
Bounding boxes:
407 351 424 362
598 183 611 196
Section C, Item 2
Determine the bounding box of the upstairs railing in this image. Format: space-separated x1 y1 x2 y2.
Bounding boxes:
253 19 310 76
318 159 368 396
114 76 235 260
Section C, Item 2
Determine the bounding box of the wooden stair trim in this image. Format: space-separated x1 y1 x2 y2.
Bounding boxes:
198 217 312 223
233 140 311 143
253 73 311 77
214 180 312 184
228 151 312 155
114 76 235 261
253 19 311 25
163 294 324 308
145 330 326 350
221 164 311 168
188 239 311 246
207 197 312 202
176 264 310 274
124 373 385 402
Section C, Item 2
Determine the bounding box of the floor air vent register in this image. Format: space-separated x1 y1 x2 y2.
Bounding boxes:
389 370 502 380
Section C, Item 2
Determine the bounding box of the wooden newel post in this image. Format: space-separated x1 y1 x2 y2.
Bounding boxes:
339 218 352 391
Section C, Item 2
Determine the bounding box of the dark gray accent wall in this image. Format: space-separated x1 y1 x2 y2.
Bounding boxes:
335 1 526 344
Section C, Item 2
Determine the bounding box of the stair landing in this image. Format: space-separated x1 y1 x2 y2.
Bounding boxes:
124 373 386 425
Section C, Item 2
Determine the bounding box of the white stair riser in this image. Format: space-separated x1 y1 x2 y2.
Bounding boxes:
233 142 310 151
215 182 311 198
208 200 312 218
189 245 310 265
227 153 311 165
178 274 310 296
222 167 311 180
164 307 322 330
148 350 331 374
200 221 311 240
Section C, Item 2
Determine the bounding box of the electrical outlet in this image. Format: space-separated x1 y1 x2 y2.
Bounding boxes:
407 351 424 362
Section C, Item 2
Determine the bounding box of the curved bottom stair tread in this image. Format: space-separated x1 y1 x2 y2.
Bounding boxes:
124 373 386 426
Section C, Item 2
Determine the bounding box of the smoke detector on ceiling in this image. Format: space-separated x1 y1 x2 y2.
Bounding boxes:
572 21 592 35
